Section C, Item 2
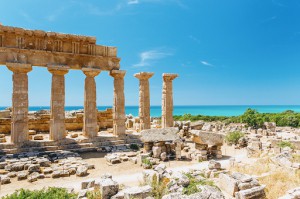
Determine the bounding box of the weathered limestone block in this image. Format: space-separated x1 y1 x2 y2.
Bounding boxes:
219 173 239 196
81 179 95 190
76 165 88 177
162 73 178 128
235 185 266 199
6 63 32 144
95 175 119 199
134 72 154 131
191 130 224 146
122 185 152 199
110 70 126 137
48 66 69 141
0 175 11 184
0 110 10 118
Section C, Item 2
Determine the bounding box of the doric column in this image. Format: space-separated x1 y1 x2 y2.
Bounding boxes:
162 73 178 128
48 66 69 141
82 68 101 138
110 70 126 137
134 72 154 131
6 63 32 144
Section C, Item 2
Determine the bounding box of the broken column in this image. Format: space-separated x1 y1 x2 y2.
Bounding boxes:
48 66 69 141
134 72 154 131
110 70 126 137
6 63 32 144
161 73 178 128
82 68 101 138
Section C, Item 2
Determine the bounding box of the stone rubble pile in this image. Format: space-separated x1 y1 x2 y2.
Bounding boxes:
219 172 266 199
79 173 153 199
0 150 94 185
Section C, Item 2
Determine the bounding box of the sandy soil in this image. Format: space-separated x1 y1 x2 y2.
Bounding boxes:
0 145 249 197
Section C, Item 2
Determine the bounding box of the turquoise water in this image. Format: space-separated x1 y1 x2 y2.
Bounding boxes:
1 105 300 117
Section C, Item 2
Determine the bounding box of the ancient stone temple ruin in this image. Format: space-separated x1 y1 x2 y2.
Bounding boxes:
0 25 178 153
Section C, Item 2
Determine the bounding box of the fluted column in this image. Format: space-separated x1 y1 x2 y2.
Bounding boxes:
6 63 32 144
162 73 178 128
110 70 126 137
134 72 154 130
82 68 101 138
48 66 69 141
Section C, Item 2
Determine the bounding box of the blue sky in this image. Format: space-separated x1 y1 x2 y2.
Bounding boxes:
0 0 300 106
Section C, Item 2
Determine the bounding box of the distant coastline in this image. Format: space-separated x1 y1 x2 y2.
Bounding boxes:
1 105 300 117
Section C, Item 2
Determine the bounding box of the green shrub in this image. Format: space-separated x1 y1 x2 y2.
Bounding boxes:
142 158 152 167
183 173 215 195
277 141 295 149
129 143 140 151
173 108 300 128
225 131 244 145
2 187 77 199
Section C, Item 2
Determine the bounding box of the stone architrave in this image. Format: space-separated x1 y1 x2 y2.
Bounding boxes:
161 73 178 128
48 66 69 141
134 72 154 131
82 68 101 138
110 70 126 137
6 63 32 144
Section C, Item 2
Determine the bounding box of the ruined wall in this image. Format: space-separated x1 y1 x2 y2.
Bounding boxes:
0 109 113 134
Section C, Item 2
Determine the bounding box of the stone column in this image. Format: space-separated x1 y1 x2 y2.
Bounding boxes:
48 66 69 141
82 68 101 138
110 70 126 137
162 73 178 128
6 63 32 144
134 72 154 131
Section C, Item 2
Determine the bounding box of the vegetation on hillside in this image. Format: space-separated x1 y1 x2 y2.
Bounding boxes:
174 108 300 128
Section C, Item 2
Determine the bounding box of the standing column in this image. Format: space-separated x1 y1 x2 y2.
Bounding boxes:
110 70 126 137
162 73 178 128
48 66 69 141
6 63 32 144
82 68 101 138
134 72 154 131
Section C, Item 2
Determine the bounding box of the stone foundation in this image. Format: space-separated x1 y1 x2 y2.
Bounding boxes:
0 109 113 134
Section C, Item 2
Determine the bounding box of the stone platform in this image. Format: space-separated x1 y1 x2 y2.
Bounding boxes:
0 133 142 154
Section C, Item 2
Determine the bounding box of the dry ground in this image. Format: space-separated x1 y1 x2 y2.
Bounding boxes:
0 145 248 197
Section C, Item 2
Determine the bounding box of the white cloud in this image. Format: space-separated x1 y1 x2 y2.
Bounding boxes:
46 7 67 22
128 0 139 5
133 49 173 67
201 61 214 67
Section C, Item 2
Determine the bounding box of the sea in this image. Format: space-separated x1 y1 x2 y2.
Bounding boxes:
1 105 300 117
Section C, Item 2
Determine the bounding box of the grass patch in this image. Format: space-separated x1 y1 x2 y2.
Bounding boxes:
231 157 272 176
1 187 77 199
259 170 300 199
150 175 168 199
277 141 295 149
183 173 215 195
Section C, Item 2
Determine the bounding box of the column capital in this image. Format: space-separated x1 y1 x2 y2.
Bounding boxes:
6 62 32 73
47 65 69 75
163 73 178 81
134 72 154 80
82 68 101 77
110 70 126 79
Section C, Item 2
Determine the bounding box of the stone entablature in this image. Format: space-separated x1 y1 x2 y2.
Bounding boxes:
0 25 120 70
